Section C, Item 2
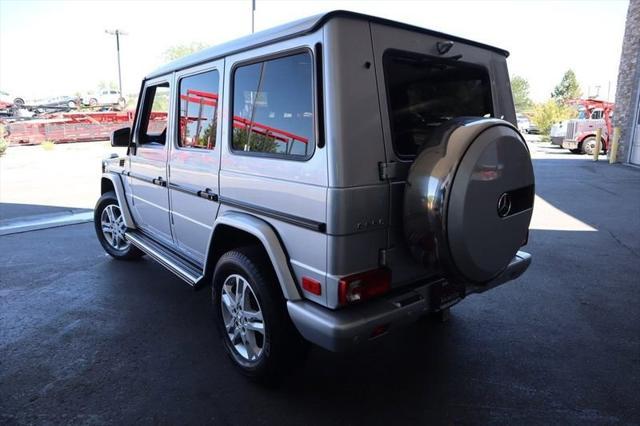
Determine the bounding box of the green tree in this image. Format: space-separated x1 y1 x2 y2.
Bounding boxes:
98 80 118 91
532 99 577 135
163 42 209 61
232 129 278 153
511 75 532 111
551 69 582 103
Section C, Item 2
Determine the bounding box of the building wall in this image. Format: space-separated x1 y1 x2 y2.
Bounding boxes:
613 0 640 163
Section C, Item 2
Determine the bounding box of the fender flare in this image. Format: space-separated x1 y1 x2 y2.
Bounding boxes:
204 212 301 301
101 172 136 229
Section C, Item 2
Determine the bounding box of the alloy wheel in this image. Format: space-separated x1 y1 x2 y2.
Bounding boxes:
100 204 129 250
220 274 266 362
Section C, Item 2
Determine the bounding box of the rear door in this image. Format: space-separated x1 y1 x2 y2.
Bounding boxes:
370 23 508 285
168 60 224 265
128 77 173 247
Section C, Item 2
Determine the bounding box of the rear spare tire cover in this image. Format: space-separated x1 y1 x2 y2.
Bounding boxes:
403 118 534 284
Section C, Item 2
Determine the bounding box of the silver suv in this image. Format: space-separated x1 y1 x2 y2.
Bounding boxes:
95 11 534 382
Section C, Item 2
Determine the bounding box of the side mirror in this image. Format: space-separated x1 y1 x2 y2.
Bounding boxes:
111 127 131 147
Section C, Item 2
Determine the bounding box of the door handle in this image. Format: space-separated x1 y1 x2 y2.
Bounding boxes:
153 176 167 187
198 187 218 202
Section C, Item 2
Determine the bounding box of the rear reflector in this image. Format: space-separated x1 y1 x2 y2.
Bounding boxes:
370 323 389 339
338 268 391 305
302 277 322 295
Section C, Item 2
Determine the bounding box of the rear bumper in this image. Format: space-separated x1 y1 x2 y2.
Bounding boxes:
288 251 531 352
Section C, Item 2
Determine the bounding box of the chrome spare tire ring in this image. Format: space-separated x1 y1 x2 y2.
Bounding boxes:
220 274 266 362
101 204 129 251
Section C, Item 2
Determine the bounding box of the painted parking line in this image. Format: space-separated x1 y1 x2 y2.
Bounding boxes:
0 210 94 236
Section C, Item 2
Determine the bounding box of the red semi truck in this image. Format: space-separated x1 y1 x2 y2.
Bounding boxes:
561 99 614 155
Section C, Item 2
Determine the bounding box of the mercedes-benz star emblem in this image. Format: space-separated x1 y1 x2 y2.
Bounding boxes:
497 192 512 218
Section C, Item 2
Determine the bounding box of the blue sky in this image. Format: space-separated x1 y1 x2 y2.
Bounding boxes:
0 0 629 101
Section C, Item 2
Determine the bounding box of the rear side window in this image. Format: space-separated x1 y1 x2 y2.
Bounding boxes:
384 50 493 157
178 69 220 150
138 83 170 145
231 52 314 159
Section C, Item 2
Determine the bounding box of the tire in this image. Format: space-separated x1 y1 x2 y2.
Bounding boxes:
212 247 308 383
13 98 24 107
89 98 98 107
68 100 77 109
581 136 597 155
94 191 143 260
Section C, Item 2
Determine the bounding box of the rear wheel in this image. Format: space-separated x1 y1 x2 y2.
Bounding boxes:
89 98 98 107
212 247 307 383
94 191 143 260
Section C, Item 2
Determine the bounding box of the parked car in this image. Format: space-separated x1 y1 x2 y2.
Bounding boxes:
30 95 79 110
516 113 530 133
96 11 534 382
0 90 25 109
82 89 124 107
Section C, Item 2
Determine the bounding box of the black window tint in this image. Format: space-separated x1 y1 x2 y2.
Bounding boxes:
178 70 219 150
139 83 170 145
384 50 493 157
232 52 314 158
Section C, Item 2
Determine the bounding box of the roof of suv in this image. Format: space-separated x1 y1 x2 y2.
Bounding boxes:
147 10 509 79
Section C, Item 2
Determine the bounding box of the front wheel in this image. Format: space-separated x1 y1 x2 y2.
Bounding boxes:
212 247 307 383
581 137 600 156
94 191 143 260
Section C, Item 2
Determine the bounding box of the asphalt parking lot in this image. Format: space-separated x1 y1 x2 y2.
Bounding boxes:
1 141 639 424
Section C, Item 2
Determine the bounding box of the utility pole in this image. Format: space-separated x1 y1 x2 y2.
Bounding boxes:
251 0 256 34
105 29 127 97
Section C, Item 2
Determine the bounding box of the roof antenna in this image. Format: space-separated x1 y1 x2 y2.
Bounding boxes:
436 40 454 55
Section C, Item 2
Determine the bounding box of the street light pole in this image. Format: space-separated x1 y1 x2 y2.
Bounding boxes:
105 29 127 98
251 0 255 34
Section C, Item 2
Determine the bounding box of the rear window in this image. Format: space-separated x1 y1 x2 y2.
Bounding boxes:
384 50 493 157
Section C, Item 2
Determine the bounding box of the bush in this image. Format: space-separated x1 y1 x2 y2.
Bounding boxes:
532 100 577 135
0 124 7 157
41 140 55 151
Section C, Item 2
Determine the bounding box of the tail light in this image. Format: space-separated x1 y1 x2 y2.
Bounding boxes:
338 268 391 305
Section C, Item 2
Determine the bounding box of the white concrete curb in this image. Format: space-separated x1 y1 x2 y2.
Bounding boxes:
0 210 94 236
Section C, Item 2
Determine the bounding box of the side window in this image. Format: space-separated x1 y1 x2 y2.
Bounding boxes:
178 69 219 150
231 52 314 159
138 83 170 146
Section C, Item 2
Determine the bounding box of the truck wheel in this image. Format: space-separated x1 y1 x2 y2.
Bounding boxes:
89 98 98 107
581 137 597 155
212 247 307 383
94 191 143 260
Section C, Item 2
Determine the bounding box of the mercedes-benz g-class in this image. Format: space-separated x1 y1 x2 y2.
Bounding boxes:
95 11 534 381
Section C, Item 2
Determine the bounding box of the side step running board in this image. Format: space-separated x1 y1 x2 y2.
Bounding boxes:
125 230 203 286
